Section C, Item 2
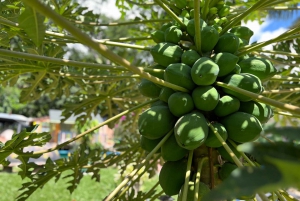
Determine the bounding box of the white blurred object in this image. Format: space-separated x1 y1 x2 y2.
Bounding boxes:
0 129 14 143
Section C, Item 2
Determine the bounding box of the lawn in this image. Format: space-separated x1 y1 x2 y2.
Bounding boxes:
0 168 165 201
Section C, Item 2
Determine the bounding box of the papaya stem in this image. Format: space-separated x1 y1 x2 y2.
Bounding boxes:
273 111 300 119
154 0 186 29
258 193 270 201
67 18 169 26
160 0 182 15
260 50 300 58
228 140 256 167
215 81 300 115
262 88 300 94
116 154 161 199
105 129 173 201
207 122 243 167
181 150 194 201
202 0 211 20
274 191 287 201
269 75 300 82
150 190 164 201
194 157 208 201
32 98 159 155
143 181 160 200
221 0 273 34
194 0 202 55
22 0 189 93
92 40 151 51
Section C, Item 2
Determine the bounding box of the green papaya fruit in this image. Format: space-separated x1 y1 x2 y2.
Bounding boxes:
138 79 161 98
212 24 222 33
230 26 254 42
164 63 196 91
212 52 239 77
192 86 220 111
160 22 173 32
239 101 273 124
151 30 165 43
161 133 188 161
218 5 230 17
201 26 219 52
178 181 210 201
147 64 165 79
239 57 277 80
238 37 249 48
228 64 241 75
205 122 228 148
214 95 240 117
187 0 194 9
164 26 183 44
138 105 176 139
238 54 250 62
174 111 209 150
181 49 201 67
214 33 240 54
222 73 264 102
168 92 195 117
190 9 194 18
159 159 187 196
217 142 241 163
187 19 207 37
159 87 175 103
216 1 225 9
174 0 187 9
209 7 218 15
151 100 168 107
191 57 219 85
219 162 237 180
140 136 162 153
180 9 190 19
220 112 263 143
150 42 183 67
173 16 189 30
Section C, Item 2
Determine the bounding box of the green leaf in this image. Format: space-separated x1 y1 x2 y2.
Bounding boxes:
18 6 45 47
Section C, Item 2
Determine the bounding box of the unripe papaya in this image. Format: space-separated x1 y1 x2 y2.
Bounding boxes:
192 86 220 111
228 64 241 75
164 63 196 91
151 30 165 43
161 133 188 161
191 57 219 85
168 92 194 117
209 7 218 15
239 57 277 80
175 111 209 150
159 87 175 103
219 162 237 180
180 9 190 19
174 16 189 30
164 26 183 44
159 159 187 196
187 19 207 37
212 52 239 77
220 112 263 143
190 9 194 18
238 37 249 48
214 33 240 54
218 5 230 17
160 22 173 32
222 73 263 102
178 181 210 201
201 26 219 52
150 42 183 67
230 26 254 42
151 100 168 107
174 0 187 9
138 105 176 139
217 142 241 163
214 95 240 117
181 49 201 67
138 79 161 98
238 54 250 62
148 65 165 79
140 136 162 153
205 122 228 148
187 0 194 9
239 101 273 124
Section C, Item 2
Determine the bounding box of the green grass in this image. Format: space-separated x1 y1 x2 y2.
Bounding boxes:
0 168 118 201
0 168 167 201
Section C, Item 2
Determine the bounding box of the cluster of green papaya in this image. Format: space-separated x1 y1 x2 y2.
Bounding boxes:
138 0 276 198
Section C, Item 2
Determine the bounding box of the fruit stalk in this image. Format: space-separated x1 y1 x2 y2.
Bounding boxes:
181 150 194 201
194 0 202 54
194 157 208 201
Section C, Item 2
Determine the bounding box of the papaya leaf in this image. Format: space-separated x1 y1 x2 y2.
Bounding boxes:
18 6 45 47
203 142 300 200
264 126 300 142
